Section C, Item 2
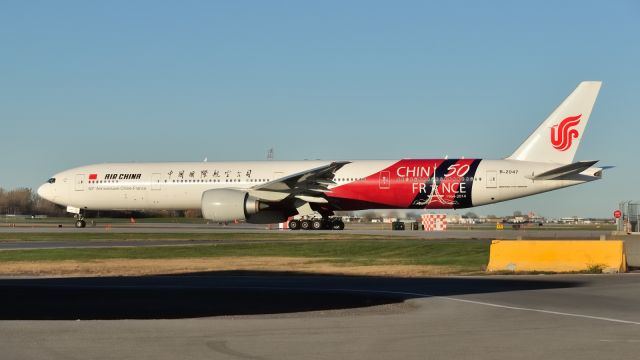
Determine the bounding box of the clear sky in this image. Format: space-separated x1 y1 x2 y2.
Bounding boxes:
1 1 638 218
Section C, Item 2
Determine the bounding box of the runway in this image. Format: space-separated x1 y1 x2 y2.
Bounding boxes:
1 272 639 359
0 222 621 247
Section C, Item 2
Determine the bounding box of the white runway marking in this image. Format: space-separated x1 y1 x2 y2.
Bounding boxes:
237 286 640 326
432 295 640 326
599 339 640 343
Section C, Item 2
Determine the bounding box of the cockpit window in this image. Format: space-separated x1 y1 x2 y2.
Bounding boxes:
47 178 56 184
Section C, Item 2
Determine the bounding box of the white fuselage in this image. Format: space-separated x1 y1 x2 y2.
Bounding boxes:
36 81 605 224
37 159 600 212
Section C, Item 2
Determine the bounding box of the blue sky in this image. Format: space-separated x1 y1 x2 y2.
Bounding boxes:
1 1 638 217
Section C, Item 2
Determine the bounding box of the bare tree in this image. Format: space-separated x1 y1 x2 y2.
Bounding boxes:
2 188 34 215
360 211 377 222
463 211 478 219
184 209 202 218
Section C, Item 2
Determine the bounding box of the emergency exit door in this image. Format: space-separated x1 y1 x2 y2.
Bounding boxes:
379 171 390 189
151 173 162 190
486 170 497 188
75 174 85 191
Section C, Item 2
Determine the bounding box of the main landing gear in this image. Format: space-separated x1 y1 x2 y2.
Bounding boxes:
288 218 345 231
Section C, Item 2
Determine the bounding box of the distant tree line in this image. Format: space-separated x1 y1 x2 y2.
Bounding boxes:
0 187 204 218
0 187 65 216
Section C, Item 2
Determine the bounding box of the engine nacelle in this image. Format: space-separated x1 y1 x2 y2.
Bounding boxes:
201 189 289 224
201 189 264 222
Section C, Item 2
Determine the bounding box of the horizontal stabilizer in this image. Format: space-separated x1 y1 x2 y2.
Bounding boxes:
528 160 599 180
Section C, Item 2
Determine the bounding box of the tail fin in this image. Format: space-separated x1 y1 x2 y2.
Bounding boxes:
507 81 602 164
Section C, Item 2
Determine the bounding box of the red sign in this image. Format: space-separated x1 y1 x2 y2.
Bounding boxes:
88 174 97 180
614 210 622 219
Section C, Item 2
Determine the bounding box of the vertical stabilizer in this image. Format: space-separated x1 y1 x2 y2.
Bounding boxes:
507 81 601 164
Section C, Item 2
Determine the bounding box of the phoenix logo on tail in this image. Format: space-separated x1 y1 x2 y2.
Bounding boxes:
550 114 582 151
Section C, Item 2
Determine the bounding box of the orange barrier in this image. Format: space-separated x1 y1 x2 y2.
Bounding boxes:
486 240 627 273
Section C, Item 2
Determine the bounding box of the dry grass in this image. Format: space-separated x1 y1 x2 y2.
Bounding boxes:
0 257 475 277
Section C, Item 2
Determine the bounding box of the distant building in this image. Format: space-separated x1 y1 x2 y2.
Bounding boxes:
447 213 476 224
559 216 586 224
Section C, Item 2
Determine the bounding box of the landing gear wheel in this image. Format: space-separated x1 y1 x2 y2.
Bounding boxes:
301 220 312 230
331 220 345 230
312 219 323 230
289 220 301 230
75 220 86 228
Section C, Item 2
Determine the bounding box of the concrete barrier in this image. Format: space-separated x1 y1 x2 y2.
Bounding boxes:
486 240 627 273
623 238 640 268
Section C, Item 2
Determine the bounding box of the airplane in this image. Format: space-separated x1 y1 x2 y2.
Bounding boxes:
38 81 604 230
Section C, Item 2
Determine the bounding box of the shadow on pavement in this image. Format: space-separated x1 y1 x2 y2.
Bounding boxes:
0 271 582 320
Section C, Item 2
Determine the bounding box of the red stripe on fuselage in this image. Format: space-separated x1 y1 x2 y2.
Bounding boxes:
327 159 479 210
328 159 446 208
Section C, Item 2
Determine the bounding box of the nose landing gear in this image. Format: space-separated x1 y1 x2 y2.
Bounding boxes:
67 206 88 228
75 217 87 228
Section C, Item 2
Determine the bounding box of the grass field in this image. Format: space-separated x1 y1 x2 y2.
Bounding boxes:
0 232 394 242
0 239 489 266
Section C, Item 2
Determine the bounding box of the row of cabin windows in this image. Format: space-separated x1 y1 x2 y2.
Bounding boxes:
89 177 484 184
333 177 483 182
169 179 270 183
89 179 271 184
392 177 482 182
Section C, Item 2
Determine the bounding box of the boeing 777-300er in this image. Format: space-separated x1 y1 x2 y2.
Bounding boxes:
38 81 605 230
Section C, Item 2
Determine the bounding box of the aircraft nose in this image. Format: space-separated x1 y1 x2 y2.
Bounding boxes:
37 183 51 201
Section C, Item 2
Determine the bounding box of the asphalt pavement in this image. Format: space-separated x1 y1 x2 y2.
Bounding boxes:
0 272 639 359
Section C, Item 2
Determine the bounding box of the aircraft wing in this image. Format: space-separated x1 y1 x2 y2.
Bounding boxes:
246 161 350 203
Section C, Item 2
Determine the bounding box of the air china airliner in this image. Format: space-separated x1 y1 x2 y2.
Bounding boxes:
38 81 605 230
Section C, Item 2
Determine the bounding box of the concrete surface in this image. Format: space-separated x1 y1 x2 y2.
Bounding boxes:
0 221 619 240
0 273 639 360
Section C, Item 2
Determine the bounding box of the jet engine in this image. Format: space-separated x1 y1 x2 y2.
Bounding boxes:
201 189 288 223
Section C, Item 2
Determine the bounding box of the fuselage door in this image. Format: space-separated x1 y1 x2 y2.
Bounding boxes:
379 171 391 189
486 170 497 188
75 174 85 191
151 173 162 190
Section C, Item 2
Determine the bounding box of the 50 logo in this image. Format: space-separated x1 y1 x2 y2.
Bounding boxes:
550 114 582 151
444 163 470 177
